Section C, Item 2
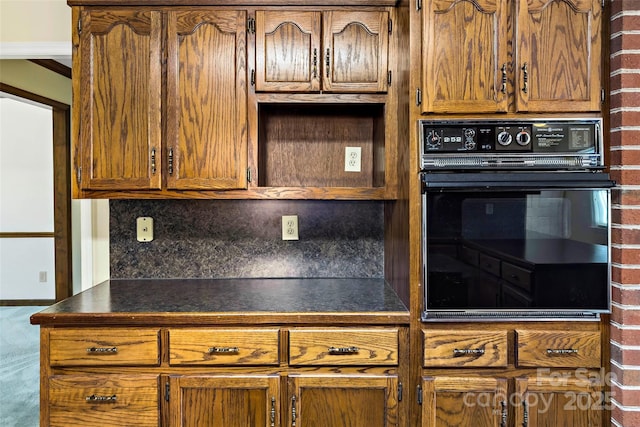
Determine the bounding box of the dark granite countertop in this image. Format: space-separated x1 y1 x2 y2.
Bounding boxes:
31 278 409 326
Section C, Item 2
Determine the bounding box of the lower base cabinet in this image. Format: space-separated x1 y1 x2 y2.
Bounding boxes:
168 373 399 427
420 375 602 427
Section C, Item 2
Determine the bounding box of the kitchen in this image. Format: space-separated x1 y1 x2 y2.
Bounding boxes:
1 0 633 426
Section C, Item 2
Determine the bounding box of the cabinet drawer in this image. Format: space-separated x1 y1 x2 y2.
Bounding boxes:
289 328 398 366
423 330 508 368
478 253 501 276
516 330 601 368
501 262 531 292
49 375 159 427
169 328 280 365
50 329 160 367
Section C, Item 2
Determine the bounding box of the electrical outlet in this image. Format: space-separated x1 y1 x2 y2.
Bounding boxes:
344 147 362 172
282 215 299 240
137 217 154 242
39 271 47 283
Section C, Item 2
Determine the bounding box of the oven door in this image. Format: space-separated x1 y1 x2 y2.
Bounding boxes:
421 172 615 321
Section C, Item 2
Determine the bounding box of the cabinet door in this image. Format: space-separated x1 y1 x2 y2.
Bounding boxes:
420 0 508 113
421 376 508 427
516 0 602 112
514 376 602 427
168 374 280 427
323 11 389 93
288 374 399 427
79 10 162 190
166 10 248 190
255 11 322 92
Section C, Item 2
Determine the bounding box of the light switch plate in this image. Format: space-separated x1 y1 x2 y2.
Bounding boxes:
137 217 154 242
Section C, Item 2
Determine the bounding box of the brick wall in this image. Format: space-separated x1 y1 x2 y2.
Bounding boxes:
609 1 640 426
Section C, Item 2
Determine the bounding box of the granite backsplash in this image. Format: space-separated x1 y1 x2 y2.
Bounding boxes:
110 199 384 279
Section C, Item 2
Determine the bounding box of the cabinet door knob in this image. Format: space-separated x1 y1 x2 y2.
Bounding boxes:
521 62 528 94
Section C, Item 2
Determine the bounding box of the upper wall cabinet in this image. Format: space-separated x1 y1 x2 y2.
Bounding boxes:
419 0 602 114
79 10 163 190
255 10 390 93
76 9 248 193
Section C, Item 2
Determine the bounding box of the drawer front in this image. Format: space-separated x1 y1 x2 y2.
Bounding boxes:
501 262 532 292
49 375 159 427
423 330 508 368
478 253 501 276
50 329 160 367
289 328 398 366
169 328 280 365
516 330 601 368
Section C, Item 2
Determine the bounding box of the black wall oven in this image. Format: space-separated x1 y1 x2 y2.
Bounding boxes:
419 119 615 320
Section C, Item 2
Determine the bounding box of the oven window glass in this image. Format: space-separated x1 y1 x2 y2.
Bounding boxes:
424 189 610 311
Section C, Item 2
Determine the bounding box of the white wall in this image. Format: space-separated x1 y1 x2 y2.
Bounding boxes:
0 0 110 294
0 97 55 299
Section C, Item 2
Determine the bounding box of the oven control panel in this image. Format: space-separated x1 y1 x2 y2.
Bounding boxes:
419 119 603 170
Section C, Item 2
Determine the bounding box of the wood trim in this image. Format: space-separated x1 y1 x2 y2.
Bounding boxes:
0 300 55 307
0 83 72 302
0 232 55 238
28 59 72 79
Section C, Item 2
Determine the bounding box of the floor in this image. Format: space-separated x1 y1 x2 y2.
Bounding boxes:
0 306 44 427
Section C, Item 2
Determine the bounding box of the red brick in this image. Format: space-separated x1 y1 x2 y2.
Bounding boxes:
610 318 640 344
611 53 640 71
609 129 640 149
612 266 640 284
611 305 640 327
609 169 640 185
612 187 640 205
610 109 640 127
610 362 640 386
612 384 640 406
610 150 640 167
612 91 640 108
610 72 640 92
611 405 640 427
611 33 640 52
612 207 640 226
612 247 640 265
612 227 640 245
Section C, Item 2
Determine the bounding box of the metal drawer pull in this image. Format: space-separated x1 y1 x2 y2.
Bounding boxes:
546 348 578 355
453 348 485 356
209 346 240 354
86 347 117 354
86 394 117 403
328 346 359 354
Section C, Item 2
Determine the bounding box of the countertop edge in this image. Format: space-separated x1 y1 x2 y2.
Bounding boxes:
30 311 410 326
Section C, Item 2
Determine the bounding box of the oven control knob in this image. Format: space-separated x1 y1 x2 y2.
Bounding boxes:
426 130 443 149
465 140 476 150
516 130 531 146
497 131 513 146
464 128 476 139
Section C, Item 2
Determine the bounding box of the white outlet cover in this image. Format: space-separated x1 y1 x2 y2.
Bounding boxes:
282 215 299 240
137 217 154 242
344 146 362 172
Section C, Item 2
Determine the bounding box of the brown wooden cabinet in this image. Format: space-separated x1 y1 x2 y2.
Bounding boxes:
168 374 280 427
419 0 602 113
38 324 406 426
419 325 606 426
255 10 390 93
75 8 248 194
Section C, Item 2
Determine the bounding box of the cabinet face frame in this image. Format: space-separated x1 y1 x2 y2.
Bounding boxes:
79 9 163 190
